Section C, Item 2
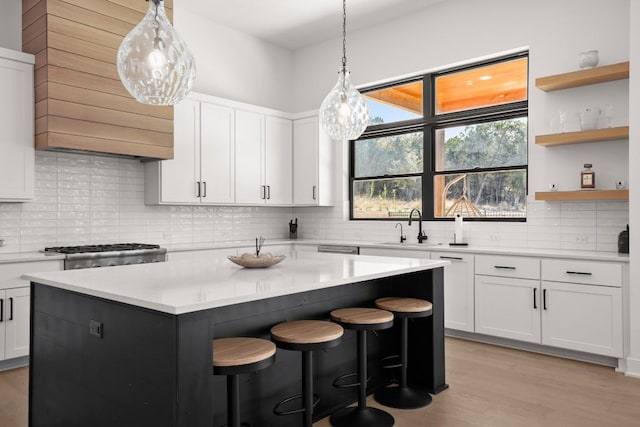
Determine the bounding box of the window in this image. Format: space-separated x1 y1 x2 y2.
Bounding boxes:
351 53 528 220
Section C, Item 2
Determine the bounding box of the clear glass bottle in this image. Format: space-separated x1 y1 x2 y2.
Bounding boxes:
581 163 595 189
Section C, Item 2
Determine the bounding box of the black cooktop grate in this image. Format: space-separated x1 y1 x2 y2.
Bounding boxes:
44 243 161 254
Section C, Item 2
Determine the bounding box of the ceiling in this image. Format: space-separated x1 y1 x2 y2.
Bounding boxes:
180 0 447 50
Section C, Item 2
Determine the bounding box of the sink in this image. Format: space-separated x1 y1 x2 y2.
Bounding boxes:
377 242 443 248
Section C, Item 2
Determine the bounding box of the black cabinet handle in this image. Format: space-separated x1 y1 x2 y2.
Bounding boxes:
312 185 317 200
196 181 201 198
566 271 592 276
0 299 3 322
543 289 547 310
267 186 271 200
203 182 207 198
261 185 265 199
440 256 463 261
9 297 13 321
494 265 516 270
533 288 537 309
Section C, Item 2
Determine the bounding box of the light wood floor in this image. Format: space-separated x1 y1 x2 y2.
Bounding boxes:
2 338 640 427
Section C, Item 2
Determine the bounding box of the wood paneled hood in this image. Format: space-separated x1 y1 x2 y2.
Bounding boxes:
22 0 174 160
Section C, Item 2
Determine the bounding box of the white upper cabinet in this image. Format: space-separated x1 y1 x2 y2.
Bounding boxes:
235 110 265 204
235 111 293 205
265 116 292 205
145 95 235 205
0 48 35 202
293 115 334 206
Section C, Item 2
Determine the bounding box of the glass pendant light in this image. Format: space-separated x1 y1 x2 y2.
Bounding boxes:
117 0 196 106
319 0 369 141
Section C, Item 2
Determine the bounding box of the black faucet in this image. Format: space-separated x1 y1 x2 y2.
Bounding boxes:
395 223 406 243
408 208 428 243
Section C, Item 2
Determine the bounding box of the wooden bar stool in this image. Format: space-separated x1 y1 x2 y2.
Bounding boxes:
329 307 395 427
374 297 433 409
212 337 276 427
271 320 344 427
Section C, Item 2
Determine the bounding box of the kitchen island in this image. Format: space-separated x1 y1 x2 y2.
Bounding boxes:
24 249 447 427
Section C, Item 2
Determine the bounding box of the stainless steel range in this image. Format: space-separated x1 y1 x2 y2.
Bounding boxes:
44 243 167 270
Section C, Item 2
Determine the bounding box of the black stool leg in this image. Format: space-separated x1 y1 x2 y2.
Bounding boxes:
374 317 432 409
302 350 313 427
227 374 240 427
330 331 394 427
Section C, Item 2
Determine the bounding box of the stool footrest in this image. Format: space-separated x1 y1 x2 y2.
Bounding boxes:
273 393 320 416
332 372 372 389
380 354 402 369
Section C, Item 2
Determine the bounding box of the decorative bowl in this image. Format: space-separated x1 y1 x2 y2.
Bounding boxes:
579 50 599 69
227 253 286 268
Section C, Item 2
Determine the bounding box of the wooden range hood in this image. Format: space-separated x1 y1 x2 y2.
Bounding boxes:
22 0 174 160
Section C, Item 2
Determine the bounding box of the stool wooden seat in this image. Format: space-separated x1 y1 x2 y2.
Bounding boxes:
329 307 395 427
271 320 344 427
375 297 433 316
212 337 276 427
374 297 433 410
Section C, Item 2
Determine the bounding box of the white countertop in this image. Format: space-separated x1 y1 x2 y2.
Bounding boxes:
167 239 630 262
0 252 65 264
23 250 448 315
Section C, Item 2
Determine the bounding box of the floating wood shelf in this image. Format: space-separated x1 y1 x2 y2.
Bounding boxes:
535 62 629 92
535 126 629 146
535 190 629 201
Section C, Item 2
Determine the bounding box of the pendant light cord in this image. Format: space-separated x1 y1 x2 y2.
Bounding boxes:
342 0 347 71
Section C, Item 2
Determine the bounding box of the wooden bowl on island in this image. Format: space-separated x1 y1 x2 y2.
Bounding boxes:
227 253 286 268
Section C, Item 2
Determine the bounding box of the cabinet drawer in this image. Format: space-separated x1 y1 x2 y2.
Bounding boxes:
542 259 622 287
0 260 63 289
475 255 540 279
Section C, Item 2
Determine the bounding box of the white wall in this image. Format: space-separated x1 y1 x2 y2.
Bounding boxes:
174 7 295 112
293 0 630 199
0 0 21 50
627 1 640 377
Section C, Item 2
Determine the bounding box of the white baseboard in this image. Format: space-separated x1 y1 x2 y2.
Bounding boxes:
624 356 640 378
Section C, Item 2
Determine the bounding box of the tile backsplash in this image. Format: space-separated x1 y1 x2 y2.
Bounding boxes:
0 152 629 253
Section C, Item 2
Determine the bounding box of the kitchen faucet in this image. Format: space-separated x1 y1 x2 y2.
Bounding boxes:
395 223 406 243
408 208 428 243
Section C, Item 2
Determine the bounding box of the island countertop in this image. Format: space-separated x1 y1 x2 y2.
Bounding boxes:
23 251 448 315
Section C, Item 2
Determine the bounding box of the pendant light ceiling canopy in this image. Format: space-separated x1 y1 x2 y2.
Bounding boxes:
117 0 196 106
319 0 369 142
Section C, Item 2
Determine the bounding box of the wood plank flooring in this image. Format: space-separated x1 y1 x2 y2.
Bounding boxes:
1 337 639 426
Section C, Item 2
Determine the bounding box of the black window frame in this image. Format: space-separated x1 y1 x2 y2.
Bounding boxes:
349 51 529 222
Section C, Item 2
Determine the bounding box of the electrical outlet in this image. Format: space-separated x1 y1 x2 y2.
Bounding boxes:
548 183 558 191
616 179 625 189
89 320 103 338
575 235 589 244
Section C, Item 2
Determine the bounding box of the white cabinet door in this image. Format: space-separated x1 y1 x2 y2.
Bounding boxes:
293 116 334 206
235 110 265 204
293 117 319 205
159 98 200 204
200 102 235 204
475 275 540 343
432 252 474 332
3 287 30 359
265 116 292 205
541 281 623 357
0 51 34 202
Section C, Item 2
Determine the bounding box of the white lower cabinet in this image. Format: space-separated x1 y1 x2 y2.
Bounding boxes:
0 259 63 362
475 275 541 343
431 252 474 332
0 287 30 360
474 255 624 358
540 281 622 357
